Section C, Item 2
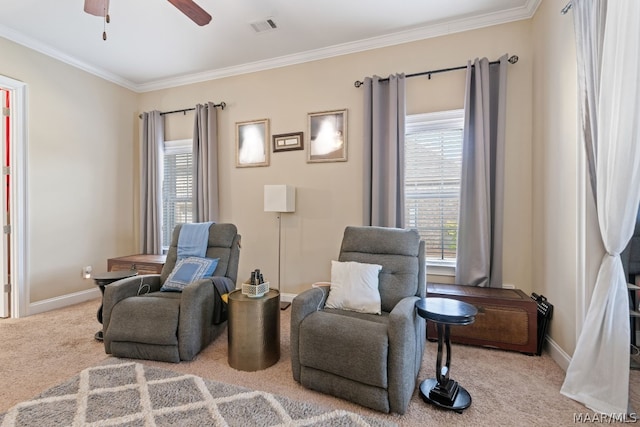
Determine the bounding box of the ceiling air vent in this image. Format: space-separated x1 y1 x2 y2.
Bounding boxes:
250 18 278 34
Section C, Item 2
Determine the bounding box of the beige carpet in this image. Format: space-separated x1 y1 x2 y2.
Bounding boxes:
1 299 638 426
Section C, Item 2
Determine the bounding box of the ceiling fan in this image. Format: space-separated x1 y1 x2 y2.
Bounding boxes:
84 0 212 39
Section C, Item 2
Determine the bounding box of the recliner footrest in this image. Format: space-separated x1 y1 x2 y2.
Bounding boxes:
299 310 389 388
108 296 180 346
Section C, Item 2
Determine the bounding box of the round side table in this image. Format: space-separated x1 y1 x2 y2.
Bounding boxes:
227 289 280 371
415 297 478 413
93 270 138 341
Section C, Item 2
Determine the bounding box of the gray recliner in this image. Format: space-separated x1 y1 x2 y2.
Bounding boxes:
290 226 426 414
103 223 241 363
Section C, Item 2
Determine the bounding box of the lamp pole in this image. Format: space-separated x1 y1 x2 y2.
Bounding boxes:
276 212 290 310
277 212 282 293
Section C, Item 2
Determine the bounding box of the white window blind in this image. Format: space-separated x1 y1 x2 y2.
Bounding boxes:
162 139 193 249
405 110 464 263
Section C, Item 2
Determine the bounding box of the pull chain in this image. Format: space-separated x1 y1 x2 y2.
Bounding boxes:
102 4 110 41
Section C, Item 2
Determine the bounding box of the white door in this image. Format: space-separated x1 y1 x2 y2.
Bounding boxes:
0 88 8 318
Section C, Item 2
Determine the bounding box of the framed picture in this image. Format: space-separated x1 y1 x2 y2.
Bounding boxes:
236 119 270 167
307 109 347 163
273 132 304 152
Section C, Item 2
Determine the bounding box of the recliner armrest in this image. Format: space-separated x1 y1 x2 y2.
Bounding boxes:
387 295 424 413
102 274 162 347
178 278 216 361
290 286 329 381
389 295 420 325
180 277 215 306
292 287 329 319
103 274 162 304
388 295 422 357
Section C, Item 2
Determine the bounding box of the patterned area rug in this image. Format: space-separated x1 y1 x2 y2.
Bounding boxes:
0 361 395 427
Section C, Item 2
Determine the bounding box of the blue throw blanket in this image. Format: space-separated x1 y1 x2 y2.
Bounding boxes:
177 222 214 260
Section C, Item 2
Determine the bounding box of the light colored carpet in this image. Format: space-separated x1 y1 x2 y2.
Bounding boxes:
1 360 394 426
0 299 638 426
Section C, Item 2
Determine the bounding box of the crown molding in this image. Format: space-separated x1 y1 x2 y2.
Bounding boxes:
0 24 138 91
137 0 541 92
2 0 542 93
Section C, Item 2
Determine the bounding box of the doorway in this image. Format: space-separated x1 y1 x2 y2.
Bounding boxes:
0 75 27 318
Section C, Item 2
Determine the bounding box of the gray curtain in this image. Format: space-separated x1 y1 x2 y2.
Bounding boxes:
140 111 164 254
363 74 406 228
455 55 508 288
192 102 219 222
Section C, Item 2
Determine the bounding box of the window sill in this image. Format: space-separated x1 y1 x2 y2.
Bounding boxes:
426 262 456 277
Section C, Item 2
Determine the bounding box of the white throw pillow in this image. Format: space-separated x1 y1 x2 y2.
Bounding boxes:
325 260 383 314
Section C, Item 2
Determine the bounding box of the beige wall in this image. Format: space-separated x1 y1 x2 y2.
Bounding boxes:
139 20 534 298
531 0 579 355
3 8 584 358
0 37 138 302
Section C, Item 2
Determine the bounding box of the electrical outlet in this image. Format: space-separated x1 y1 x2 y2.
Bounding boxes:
83 266 92 279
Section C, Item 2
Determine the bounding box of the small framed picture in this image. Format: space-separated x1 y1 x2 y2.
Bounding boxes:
307 109 347 163
236 119 270 167
273 132 304 152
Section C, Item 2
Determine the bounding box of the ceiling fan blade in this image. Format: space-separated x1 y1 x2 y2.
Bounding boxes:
84 0 109 17
167 0 212 26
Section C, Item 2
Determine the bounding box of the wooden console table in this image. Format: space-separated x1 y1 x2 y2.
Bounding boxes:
427 283 538 354
107 254 166 275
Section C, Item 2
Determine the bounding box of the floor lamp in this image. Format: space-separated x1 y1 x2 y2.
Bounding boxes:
264 185 295 310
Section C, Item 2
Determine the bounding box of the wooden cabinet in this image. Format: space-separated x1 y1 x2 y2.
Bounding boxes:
107 254 166 275
426 283 538 354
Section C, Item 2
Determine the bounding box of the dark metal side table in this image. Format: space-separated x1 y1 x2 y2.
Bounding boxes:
93 270 138 341
227 289 280 371
415 297 478 413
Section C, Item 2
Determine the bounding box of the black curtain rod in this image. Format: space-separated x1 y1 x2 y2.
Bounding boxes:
160 101 227 116
161 102 226 116
354 55 519 88
138 102 226 119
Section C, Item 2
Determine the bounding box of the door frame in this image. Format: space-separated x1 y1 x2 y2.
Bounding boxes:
0 87 7 318
0 75 28 318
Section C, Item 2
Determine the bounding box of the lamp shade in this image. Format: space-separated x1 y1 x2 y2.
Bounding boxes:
264 185 295 212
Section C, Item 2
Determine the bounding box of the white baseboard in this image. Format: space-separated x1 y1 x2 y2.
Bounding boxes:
545 335 571 372
280 292 296 303
28 288 101 316
29 288 289 316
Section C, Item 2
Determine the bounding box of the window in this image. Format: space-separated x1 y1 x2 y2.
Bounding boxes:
162 139 193 250
405 110 464 268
